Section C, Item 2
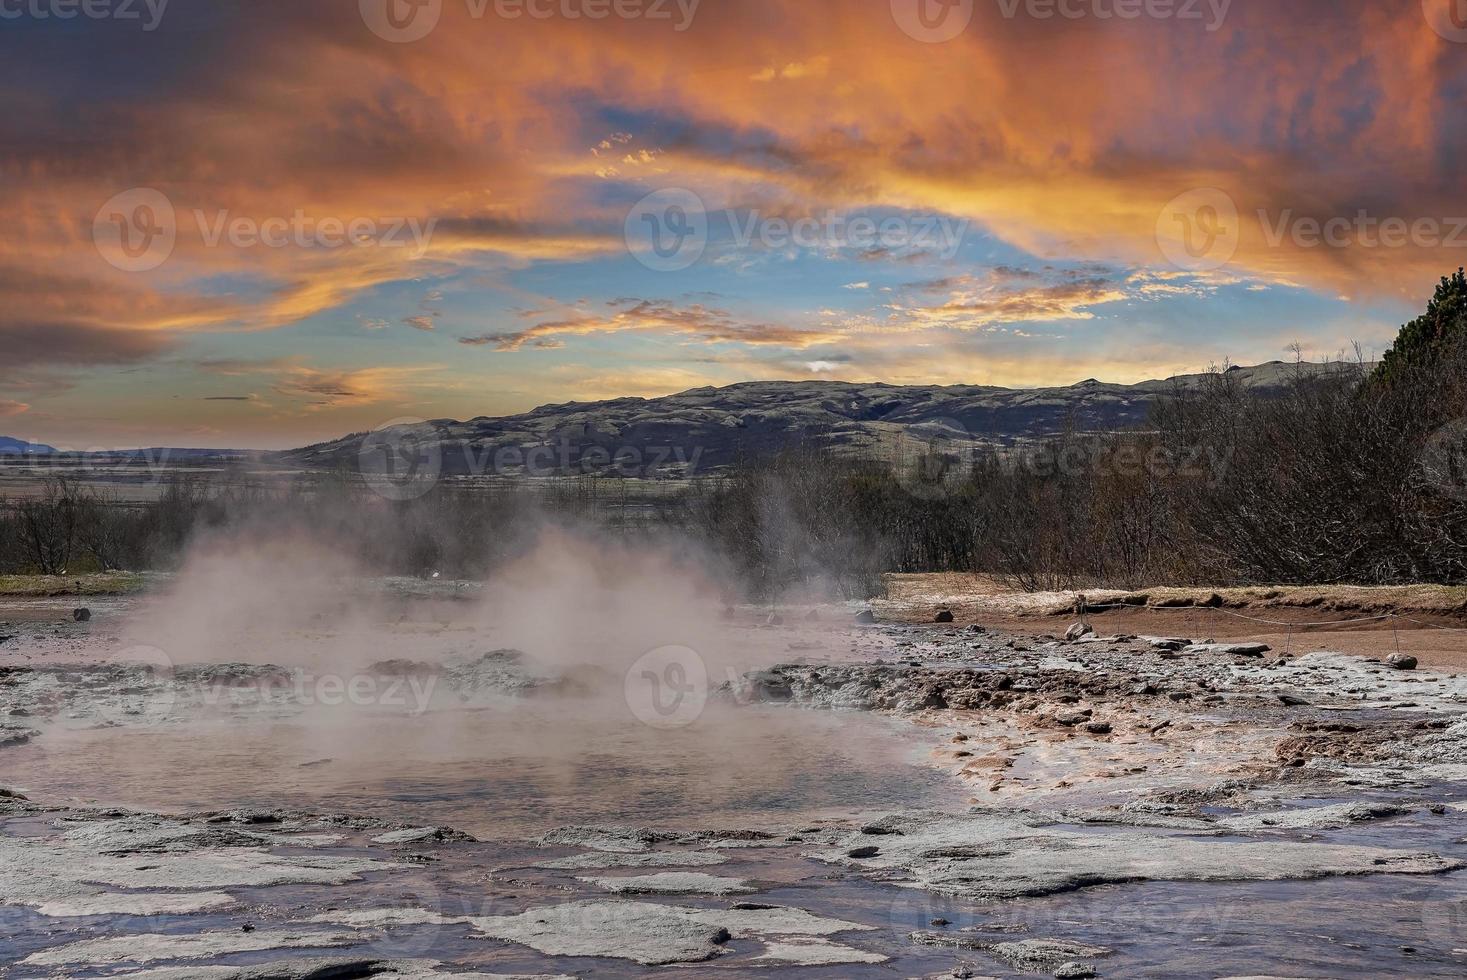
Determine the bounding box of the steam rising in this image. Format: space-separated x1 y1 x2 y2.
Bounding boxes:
17 520 934 835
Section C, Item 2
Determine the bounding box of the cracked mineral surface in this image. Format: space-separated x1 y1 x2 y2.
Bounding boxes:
5 601 1467 977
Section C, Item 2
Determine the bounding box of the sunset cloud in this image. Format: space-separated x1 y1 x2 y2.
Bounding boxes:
461 299 846 351
0 0 1457 446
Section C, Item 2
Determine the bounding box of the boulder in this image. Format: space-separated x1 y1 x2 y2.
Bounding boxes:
854 610 877 625
1387 654 1418 671
744 670 794 703
935 610 955 623
73 608 91 623
1184 642 1270 657
1065 623 1093 641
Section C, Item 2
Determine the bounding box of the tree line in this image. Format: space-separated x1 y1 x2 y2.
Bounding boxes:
6 272 1467 597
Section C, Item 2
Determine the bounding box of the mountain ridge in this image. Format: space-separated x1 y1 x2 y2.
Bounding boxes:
285 361 1348 478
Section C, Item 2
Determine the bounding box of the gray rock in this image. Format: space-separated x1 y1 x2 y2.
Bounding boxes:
0 724 38 747
1388 654 1418 671
536 826 671 852
370 826 476 845
1216 802 1409 831
1055 962 1099 979
990 938 1111 972
468 900 868 966
21 929 362 968
0 816 389 918
810 811 1462 900
67 958 574 980
578 872 755 896
536 850 728 870
1186 643 1271 657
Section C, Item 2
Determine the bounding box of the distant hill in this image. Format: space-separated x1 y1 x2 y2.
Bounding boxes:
282 361 1346 478
0 437 57 455
0 441 248 461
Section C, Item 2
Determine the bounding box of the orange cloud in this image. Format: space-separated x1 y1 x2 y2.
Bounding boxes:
460 299 846 351
3 0 1462 443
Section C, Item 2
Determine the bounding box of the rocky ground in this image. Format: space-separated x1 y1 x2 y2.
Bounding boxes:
5 607 1467 977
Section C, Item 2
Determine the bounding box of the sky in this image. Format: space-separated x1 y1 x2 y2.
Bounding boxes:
2 0 1466 449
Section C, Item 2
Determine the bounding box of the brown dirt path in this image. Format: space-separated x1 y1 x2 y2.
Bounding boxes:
874 573 1467 672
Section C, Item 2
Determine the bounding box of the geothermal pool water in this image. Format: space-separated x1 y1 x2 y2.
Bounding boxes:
2 700 956 836
8 556 1467 977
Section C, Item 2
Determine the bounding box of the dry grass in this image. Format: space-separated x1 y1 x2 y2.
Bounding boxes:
877 573 1467 621
0 572 147 597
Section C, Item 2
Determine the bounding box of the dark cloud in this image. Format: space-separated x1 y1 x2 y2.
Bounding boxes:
0 320 175 372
